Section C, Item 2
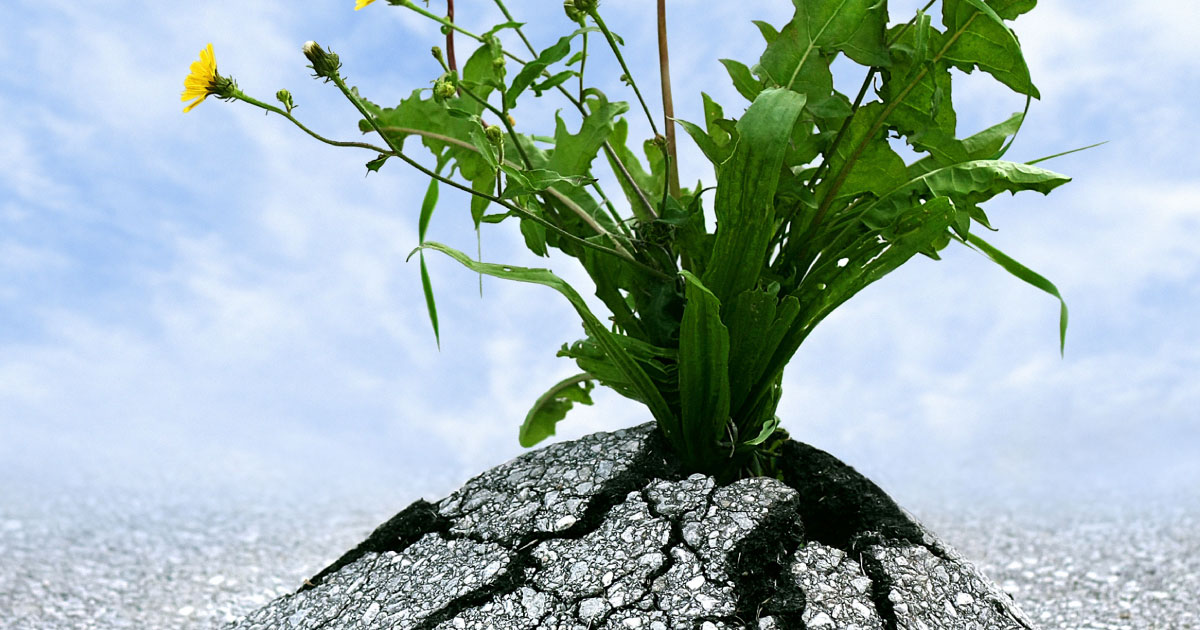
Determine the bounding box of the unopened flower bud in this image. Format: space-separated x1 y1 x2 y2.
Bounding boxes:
492 56 506 72
433 78 457 101
303 40 341 81
485 124 505 146
564 0 597 22
563 0 585 23
275 89 295 113
431 46 444 64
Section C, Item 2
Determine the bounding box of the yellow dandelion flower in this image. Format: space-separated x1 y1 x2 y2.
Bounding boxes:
355 0 377 10
181 43 219 113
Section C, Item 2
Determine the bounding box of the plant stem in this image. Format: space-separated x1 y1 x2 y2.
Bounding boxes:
490 0 538 57
587 8 660 138
446 0 458 74
399 0 658 222
656 0 680 199
328 75 664 278
233 93 393 154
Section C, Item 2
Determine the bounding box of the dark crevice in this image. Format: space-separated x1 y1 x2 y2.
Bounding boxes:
776 441 923 550
773 440 931 629
301 499 451 591
407 428 683 629
725 493 807 629
851 539 900 630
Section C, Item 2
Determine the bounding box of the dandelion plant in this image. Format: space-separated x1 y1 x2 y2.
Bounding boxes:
186 0 1075 481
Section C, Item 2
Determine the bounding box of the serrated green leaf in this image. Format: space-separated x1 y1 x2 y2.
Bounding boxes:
519 374 594 447
866 160 1070 227
908 112 1025 175
942 0 1039 98
704 88 806 306
678 271 731 463
759 0 889 96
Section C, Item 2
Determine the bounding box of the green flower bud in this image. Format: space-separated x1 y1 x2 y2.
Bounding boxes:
484 124 505 146
563 0 584 23
275 89 295 113
564 0 598 22
431 46 444 64
491 56 506 72
433 78 457 102
303 41 341 81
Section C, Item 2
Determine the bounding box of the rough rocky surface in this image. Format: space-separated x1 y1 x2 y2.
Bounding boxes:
225 424 1041 629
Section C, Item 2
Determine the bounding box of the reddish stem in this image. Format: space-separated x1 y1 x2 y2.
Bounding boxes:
446 0 458 74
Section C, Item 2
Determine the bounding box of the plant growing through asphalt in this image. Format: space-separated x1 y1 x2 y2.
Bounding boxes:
184 0 1080 481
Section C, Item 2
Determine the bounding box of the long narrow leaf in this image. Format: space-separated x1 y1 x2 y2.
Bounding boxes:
414 242 680 441
678 271 731 463
962 233 1069 355
419 254 440 348
703 88 806 306
418 175 440 346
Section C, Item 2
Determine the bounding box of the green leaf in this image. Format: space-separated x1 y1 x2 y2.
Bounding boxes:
506 28 596 109
519 374 595 447
703 88 806 306
908 112 1025 175
719 59 763 102
677 118 723 167
365 154 389 173
818 101 909 201
415 242 680 443
499 167 595 199
419 254 440 348
678 271 731 463
723 289 792 417
942 0 1039 98
418 170 440 243
961 232 1069 355
468 124 500 171
866 160 1071 228
470 173 496 229
740 415 781 448
759 0 890 96
532 70 577 95
548 93 628 178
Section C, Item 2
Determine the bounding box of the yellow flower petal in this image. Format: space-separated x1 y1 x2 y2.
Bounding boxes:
181 43 219 113
355 0 377 10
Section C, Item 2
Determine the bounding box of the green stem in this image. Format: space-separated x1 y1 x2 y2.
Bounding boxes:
331 77 659 276
399 0 657 222
490 0 538 57
233 92 392 154
587 8 661 138
810 12 979 237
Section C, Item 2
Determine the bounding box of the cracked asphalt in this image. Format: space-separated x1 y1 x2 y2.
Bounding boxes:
1 486 1196 630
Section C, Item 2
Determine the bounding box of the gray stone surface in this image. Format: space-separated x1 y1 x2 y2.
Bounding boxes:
225 424 1042 629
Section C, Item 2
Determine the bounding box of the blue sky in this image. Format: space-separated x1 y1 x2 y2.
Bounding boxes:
1 0 1196 510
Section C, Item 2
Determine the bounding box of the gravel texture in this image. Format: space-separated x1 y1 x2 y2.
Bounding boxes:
1 480 1195 629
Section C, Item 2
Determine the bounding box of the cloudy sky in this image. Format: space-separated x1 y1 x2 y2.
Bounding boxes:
1 0 1196 512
